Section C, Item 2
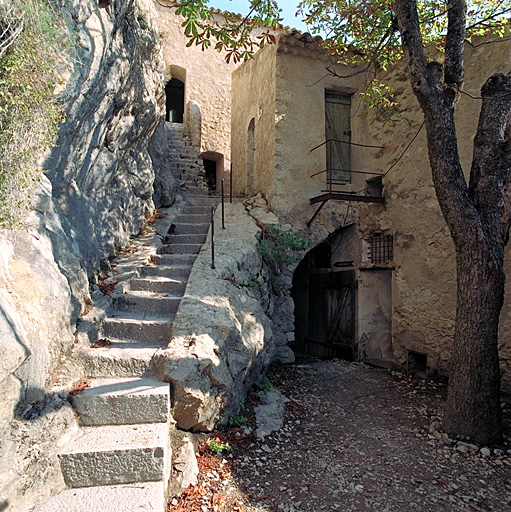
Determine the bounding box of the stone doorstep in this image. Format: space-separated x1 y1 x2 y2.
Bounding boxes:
33 481 165 512
78 343 162 378
58 423 170 488
71 377 171 426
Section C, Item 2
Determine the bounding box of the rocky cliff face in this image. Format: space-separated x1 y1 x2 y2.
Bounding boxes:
0 0 166 508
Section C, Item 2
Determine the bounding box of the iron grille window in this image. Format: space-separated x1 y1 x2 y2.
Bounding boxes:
369 233 393 264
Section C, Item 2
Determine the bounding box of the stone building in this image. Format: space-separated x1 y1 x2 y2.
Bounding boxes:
229 30 511 391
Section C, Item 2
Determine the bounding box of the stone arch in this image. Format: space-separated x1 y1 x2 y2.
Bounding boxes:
165 65 186 123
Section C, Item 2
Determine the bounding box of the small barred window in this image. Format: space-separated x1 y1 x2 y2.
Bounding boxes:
369 233 393 264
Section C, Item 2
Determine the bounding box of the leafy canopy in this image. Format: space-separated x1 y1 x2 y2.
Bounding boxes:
297 0 511 70
176 1 510 122
173 0 282 62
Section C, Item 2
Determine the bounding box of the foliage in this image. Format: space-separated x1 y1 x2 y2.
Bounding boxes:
255 375 273 396
296 0 510 122
170 0 281 63
256 224 311 293
0 0 66 228
297 0 510 66
206 437 232 454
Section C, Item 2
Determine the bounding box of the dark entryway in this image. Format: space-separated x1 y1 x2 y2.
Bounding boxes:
203 158 217 191
165 78 184 123
292 242 356 360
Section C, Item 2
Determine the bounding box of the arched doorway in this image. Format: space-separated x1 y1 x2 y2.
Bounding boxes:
165 78 185 123
292 239 356 360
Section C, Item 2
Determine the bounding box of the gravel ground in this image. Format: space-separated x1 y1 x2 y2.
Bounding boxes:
171 359 511 512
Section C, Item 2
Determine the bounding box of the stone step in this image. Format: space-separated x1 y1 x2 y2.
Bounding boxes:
71 377 170 426
34 482 165 512
167 243 202 255
128 276 187 295
100 314 172 343
174 223 210 235
185 195 220 206
79 343 161 378
166 233 207 245
181 205 213 214
149 252 196 265
115 292 182 313
141 262 193 278
58 423 170 488
174 213 211 224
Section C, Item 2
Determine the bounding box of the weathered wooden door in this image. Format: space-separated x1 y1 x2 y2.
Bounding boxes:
307 270 356 359
325 92 351 185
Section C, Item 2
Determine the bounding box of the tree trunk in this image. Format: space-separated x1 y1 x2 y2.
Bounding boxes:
395 0 511 446
442 245 503 445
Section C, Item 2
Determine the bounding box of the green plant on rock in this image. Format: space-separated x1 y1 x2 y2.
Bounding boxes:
206 437 231 454
256 223 311 294
0 0 67 228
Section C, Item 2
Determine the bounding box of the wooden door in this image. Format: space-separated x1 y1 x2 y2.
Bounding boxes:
307 270 356 359
325 92 351 185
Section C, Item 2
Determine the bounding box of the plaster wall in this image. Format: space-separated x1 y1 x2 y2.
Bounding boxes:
155 1 239 174
273 37 374 223
231 43 277 201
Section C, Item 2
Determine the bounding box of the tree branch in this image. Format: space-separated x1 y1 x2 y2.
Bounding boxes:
444 0 466 92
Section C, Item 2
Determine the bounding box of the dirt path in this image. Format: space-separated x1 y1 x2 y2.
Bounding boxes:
171 360 511 512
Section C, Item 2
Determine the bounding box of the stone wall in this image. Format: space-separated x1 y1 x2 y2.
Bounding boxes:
0 0 166 508
231 44 277 201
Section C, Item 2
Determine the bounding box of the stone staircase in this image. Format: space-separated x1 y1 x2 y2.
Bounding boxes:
38 181 219 508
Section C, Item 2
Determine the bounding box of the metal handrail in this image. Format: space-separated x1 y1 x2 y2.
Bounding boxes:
210 205 215 269
310 138 385 153
310 139 385 193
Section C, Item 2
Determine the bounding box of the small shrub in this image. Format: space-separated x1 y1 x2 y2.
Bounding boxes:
206 437 231 454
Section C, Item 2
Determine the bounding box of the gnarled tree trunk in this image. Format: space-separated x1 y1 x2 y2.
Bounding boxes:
395 0 511 445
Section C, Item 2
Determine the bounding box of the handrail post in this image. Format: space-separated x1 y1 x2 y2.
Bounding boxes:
229 164 233 204
221 177 225 229
328 139 333 194
211 205 215 269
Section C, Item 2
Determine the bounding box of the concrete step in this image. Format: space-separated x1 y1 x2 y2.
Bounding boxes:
58 423 170 488
128 277 187 295
34 482 165 512
115 292 182 314
71 377 170 426
166 233 207 245
79 343 161 378
100 314 172 343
